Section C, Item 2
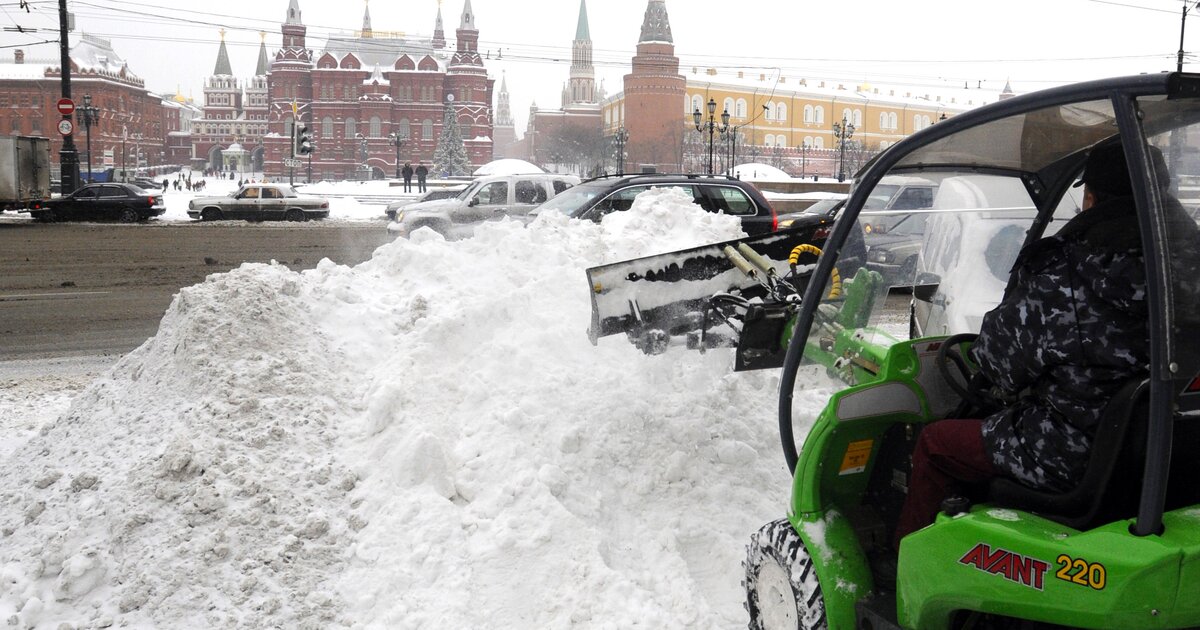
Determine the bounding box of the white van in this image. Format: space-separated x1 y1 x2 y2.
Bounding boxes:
390 173 579 238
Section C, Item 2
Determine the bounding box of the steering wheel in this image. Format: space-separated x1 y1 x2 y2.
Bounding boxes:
936 333 1000 412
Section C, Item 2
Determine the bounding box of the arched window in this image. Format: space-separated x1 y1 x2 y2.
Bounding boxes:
723 97 735 117
690 94 702 114
344 117 357 138
765 105 775 122
815 106 825 124
605 109 612 125
803 136 814 147
776 103 786 122
369 116 382 137
880 112 888 129
803 105 813 124
853 109 863 127
397 118 410 139
736 98 747 118
914 114 923 130
764 136 774 148
888 112 897 130
842 108 852 124
422 118 433 140
322 116 334 138
923 115 932 128
775 135 786 149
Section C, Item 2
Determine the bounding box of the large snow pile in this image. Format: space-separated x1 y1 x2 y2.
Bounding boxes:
0 187 829 629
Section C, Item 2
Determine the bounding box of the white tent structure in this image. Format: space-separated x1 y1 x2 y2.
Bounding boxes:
473 159 545 176
730 162 791 181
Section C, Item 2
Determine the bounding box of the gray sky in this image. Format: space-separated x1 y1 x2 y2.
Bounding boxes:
0 0 1193 131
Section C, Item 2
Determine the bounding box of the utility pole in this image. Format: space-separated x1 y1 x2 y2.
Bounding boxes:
1180 1 1199 72
57 0 80 193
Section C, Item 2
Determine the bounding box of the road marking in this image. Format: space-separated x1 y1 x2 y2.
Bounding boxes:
0 291 112 301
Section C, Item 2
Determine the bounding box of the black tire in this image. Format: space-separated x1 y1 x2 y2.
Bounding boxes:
285 209 306 222
201 208 222 222
34 209 57 223
118 208 139 223
745 519 826 630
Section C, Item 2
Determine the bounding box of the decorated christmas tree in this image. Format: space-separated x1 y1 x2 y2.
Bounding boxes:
433 103 471 177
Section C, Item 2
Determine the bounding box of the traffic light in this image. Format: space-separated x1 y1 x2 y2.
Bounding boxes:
294 122 313 156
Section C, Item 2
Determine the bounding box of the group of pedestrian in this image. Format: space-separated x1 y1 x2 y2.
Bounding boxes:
400 162 429 193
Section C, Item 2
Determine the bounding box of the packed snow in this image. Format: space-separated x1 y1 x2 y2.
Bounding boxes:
0 186 835 628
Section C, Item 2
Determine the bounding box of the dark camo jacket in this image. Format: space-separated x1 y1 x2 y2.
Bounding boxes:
971 197 1148 491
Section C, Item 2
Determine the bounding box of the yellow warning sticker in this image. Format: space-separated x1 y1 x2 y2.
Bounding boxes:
838 439 874 475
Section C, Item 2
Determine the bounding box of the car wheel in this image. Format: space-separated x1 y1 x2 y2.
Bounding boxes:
118 208 139 223
744 519 826 630
285 209 306 222
35 209 57 223
201 208 223 222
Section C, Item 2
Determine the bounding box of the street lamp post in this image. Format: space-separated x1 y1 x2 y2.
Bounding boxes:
832 115 856 183
693 97 729 176
80 94 100 184
121 125 127 180
800 142 809 179
389 132 404 179
725 126 740 176
613 126 629 175
355 133 368 180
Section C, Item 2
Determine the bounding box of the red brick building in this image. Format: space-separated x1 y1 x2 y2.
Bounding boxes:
255 0 494 181
0 34 174 179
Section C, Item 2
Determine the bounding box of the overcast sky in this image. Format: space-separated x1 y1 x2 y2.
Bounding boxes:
0 0 1194 131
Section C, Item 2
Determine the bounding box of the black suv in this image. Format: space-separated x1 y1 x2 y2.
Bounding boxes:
532 173 779 235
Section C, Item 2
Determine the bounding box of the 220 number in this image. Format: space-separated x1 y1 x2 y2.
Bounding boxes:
1055 554 1106 590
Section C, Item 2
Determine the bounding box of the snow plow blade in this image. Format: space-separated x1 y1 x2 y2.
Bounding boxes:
585 224 831 367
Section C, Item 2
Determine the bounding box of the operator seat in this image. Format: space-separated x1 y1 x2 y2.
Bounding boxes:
988 378 1148 530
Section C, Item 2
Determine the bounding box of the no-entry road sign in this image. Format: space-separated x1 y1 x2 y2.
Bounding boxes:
56 98 75 116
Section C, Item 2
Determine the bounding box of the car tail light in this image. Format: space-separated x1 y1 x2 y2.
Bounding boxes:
321 201 329 209
813 227 831 239
147 196 157 205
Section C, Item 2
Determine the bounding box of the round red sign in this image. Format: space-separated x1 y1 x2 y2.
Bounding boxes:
56 98 75 116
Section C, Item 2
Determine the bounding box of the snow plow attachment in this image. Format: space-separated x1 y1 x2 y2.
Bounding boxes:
585 224 840 370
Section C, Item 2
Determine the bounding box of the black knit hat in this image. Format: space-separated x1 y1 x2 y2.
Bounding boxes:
1074 142 1169 196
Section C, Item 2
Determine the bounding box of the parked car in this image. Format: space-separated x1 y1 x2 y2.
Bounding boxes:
775 193 867 279
131 177 163 190
531 173 779 235
857 176 938 287
30 182 165 223
188 183 330 222
391 173 579 237
385 185 466 220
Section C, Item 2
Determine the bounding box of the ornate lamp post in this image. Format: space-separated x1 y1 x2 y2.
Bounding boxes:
832 115 856 182
355 132 369 180
693 97 729 175
80 94 100 184
389 132 404 179
613 126 629 175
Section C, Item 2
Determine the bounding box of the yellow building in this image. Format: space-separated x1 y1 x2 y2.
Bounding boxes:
601 68 1011 176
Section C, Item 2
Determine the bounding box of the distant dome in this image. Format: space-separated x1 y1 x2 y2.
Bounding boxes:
226 142 246 152
473 159 545 176
731 162 791 180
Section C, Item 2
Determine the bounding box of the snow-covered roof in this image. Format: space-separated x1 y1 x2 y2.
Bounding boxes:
0 34 141 84
472 158 544 176
682 70 1000 112
321 34 447 72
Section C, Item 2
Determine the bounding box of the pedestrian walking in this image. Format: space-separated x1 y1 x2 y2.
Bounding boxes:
401 162 414 193
416 163 428 193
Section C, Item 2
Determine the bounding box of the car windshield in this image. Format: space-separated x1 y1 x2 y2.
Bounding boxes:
888 213 928 236
533 182 609 217
863 185 900 210
455 182 482 201
802 197 846 217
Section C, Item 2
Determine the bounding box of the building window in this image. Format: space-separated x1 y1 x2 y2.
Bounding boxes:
802 105 812 124
397 118 410 139
853 109 863 127
723 97 734 117
764 136 774 148
889 112 898 130
803 136 813 147
369 116 382 137
775 103 786 123
322 116 334 138
813 137 825 149
345 117 357 138
815 106 824 124
775 135 786 149
736 98 747 118
422 118 433 140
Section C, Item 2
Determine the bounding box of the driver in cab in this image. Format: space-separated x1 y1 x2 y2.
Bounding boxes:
894 142 1167 545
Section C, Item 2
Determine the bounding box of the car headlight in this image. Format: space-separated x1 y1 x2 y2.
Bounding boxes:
188 201 194 209
395 211 404 222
